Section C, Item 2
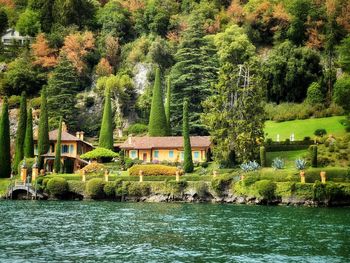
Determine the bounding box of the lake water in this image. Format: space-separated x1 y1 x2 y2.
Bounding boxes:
0 201 349 263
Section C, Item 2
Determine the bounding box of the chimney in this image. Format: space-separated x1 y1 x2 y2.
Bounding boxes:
80 131 84 141
128 135 132 144
76 132 80 139
61 122 67 132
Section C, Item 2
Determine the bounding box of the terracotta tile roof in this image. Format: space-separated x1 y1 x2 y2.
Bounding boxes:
120 136 211 150
34 129 94 147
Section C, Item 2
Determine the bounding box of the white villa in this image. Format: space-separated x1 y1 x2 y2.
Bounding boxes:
1 28 32 46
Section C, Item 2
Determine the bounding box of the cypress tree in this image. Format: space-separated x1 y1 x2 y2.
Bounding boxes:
311 145 318 168
38 87 50 169
99 87 114 150
24 107 34 158
13 91 27 173
148 67 167 136
165 77 171 135
260 146 266 167
183 98 194 173
0 97 11 178
54 117 62 173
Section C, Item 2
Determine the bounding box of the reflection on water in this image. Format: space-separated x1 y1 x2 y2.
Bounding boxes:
0 201 349 262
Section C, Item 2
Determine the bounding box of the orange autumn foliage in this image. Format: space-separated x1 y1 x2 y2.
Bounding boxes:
95 58 113 77
31 33 58 68
337 1 350 32
0 0 15 9
61 31 95 73
227 0 245 24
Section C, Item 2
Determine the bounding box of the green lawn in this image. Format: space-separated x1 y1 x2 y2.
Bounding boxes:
266 150 309 169
264 116 348 141
0 178 11 197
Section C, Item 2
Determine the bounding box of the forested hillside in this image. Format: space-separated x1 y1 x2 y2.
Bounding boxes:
0 0 349 141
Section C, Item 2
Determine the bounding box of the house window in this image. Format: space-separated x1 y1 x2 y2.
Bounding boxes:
69 145 74 154
180 151 184 161
194 151 200 160
62 145 69 153
131 150 137 159
169 150 174 158
154 150 159 158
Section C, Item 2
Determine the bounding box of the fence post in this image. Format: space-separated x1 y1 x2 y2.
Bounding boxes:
21 161 28 183
139 170 143 182
300 171 305 184
104 170 109 182
81 170 86 182
176 171 180 182
320 171 326 184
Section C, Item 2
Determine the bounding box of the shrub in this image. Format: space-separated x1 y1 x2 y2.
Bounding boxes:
195 182 210 198
211 177 232 196
166 180 188 195
46 177 68 197
67 181 85 196
103 181 116 198
271 157 285 170
80 163 106 174
86 178 105 199
127 123 148 135
30 97 41 109
243 173 260 186
126 182 151 197
200 162 209 168
84 96 95 108
314 129 327 137
310 145 318 168
260 146 266 167
80 147 118 160
240 161 260 172
124 158 142 169
255 180 276 200
295 158 307 170
129 164 180 176
306 82 324 105
7 95 21 109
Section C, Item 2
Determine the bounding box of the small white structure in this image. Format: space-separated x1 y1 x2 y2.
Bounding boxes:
290 133 295 142
1 28 32 46
276 134 280 142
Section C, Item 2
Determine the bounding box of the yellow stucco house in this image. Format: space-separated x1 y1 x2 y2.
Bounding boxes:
34 123 94 173
120 136 211 163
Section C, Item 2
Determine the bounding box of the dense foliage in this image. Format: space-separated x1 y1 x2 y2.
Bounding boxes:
80 147 118 160
129 164 180 176
0 97 11 177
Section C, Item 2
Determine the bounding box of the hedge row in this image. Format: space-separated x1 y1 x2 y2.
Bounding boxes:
129 164 181 176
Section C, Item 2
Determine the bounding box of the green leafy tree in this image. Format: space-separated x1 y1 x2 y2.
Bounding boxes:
148 67 168 136
96 1 132 42
16 9 41 36
183 98 194 173
338 35 350 73
287 0 311 45
203 61 265 166
47 56 79 129
13 91 27 172
334 75 350 113
170 16 218 135
264 41 322 103
54 117 62 173
37 87 50 169
24 108 34 158
0 97 11 178
165 77 171 135
306 82 324 105
99 87 114 150
28 0 55 33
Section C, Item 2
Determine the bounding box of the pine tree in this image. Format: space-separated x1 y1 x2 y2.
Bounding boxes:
38 87 50 169
170 16 218 135
148 67 168 136
0 97 11 178
54 117 62 173
13 91 27 173
47 56 79 129
99 87 114 150
24 107 34 158
183 98 194 173
165 77 171 135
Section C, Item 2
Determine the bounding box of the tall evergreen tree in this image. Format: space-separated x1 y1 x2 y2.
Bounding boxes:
170 16 218 135
47 56 79 129
99 87 114 150
54 117 62 173
13 91 27 173
0 97 11 178
165 77 171 135
38 87 50 169
183 98 194 173
24 107 34 158
148 67 168 136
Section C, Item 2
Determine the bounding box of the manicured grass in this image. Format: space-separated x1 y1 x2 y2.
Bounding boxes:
266 149 309 168
264 116 348 141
